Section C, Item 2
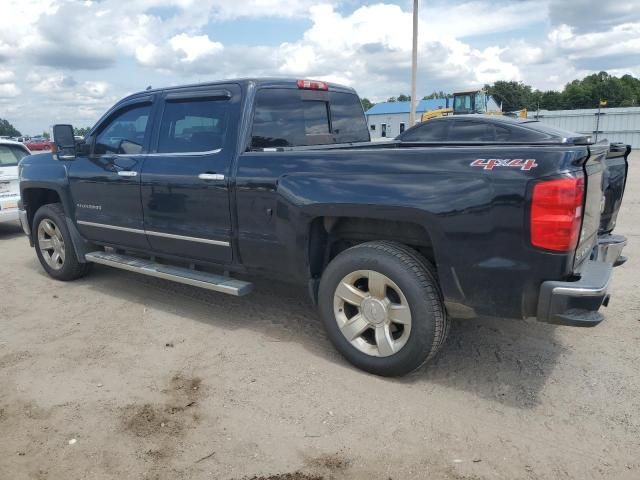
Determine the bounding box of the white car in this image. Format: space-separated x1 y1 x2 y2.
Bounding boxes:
0 139 30 224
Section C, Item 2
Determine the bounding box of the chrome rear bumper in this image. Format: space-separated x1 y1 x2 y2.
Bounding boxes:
536 234 627 327
594 233 627 266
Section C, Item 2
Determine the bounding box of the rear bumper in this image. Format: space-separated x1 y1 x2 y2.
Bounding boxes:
536 235 626 327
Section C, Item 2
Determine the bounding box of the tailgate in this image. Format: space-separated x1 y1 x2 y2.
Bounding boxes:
574 142 608 267
600 142 630 233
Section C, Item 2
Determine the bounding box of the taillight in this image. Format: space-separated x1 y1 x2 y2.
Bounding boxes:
530 175 585 252
297 79 329 91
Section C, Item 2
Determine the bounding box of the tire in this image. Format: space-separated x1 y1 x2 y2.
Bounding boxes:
32 203 92 281
318 241 447 376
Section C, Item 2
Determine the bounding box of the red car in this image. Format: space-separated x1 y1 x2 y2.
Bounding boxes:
25 137 52 151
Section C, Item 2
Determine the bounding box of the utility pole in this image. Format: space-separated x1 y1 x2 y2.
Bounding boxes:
595 99 606 142
409 0 418 127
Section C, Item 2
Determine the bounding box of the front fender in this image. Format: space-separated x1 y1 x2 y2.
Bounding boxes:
19 154 73 215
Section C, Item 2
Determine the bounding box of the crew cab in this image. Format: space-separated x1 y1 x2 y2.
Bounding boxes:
0 139 30 224
18 78 629 376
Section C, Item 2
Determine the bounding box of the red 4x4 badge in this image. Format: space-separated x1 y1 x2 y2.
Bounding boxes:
470 158 538 171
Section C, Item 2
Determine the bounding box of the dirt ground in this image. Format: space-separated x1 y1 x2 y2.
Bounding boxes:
1 154 639 480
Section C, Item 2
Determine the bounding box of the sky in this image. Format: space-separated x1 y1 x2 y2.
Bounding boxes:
1 0 639 135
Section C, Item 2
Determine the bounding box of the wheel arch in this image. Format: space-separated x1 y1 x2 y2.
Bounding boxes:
304 211 470 318
306 214 440 304
22 186 94 262
21 186 65 233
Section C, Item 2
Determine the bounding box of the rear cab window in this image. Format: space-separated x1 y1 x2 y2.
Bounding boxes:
250 87 369 149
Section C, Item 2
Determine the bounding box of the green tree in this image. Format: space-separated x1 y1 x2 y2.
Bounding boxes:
74 126 92 137
423 91 449 100
563 80 592 109
387 94 411 102
0 118 21 137
42 131 50 139
537 90 564 110
484 81 533 112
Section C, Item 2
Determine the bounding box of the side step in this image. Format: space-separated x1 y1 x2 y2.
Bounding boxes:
85 251 253 296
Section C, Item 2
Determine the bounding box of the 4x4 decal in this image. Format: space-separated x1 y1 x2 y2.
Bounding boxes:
470 158 538 171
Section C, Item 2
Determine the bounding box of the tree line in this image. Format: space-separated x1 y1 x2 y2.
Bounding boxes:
0 118 21 137
0 120 93 139
361 71 640 112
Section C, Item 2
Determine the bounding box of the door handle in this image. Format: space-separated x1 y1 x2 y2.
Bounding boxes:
198 173 225 181
117 170 138 177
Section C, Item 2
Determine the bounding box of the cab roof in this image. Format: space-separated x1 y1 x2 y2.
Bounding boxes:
121 78 358 103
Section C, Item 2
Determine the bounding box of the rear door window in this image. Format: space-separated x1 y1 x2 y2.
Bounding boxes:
158 98 229 153
0 145 29 166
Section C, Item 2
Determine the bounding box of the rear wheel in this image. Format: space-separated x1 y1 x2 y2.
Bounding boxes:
318 241 447 376
33 203 92 281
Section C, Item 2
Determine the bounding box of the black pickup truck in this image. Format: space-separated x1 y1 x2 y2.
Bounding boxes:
18 78 629 376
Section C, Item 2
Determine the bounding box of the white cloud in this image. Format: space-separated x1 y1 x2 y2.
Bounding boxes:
549 22 640 60
1 0 639 133
0 70 15 83
548 0 640 32
270 3 528 98
169 33 224 62
425 0 548 38
0 83 20 98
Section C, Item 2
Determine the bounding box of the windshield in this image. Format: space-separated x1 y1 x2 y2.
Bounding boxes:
453 94 473 113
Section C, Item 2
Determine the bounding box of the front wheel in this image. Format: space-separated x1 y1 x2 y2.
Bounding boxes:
318 241 447 376
33 203 92 281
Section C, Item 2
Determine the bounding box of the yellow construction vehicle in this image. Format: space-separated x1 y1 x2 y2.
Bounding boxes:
420 107 453 121
420 89 527 121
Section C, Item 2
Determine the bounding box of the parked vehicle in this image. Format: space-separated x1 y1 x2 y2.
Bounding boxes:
18 78 629 376
398 114 591 143
25 137 52 151
0 139 30 224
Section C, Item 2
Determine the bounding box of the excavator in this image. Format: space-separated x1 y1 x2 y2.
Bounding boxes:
420 89 527 121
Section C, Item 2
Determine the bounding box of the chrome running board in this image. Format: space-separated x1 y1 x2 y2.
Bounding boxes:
85 251 253 296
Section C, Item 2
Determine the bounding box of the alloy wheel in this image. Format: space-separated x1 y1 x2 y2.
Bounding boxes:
333 269 412 357
37 219 66 270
